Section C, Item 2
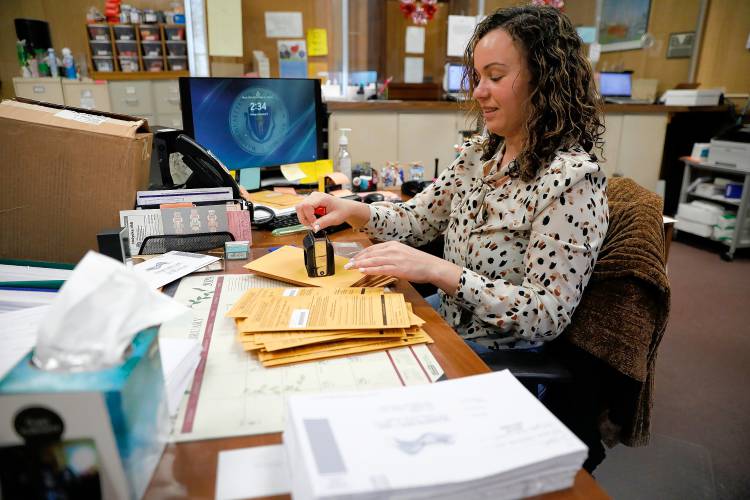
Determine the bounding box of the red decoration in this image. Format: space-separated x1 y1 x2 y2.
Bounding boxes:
530 0 565 9
399 0 438 25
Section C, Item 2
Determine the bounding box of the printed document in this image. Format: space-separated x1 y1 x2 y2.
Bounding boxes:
133 251 219 289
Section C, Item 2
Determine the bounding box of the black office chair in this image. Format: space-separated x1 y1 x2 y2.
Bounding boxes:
483 177 671 472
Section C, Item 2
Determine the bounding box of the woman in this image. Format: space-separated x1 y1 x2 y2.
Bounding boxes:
296 5 608 353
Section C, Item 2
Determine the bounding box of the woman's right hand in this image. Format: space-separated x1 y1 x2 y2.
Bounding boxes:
295 192 371 232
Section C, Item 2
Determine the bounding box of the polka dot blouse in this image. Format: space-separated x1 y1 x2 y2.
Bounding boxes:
364 138 609 350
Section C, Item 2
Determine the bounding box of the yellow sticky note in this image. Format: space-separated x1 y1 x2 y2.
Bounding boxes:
307 28 328 56
308 61 329 79
280 163 306 182
298 159 333 184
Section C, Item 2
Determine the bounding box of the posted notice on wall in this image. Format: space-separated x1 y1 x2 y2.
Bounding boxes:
404 57 424 83
265 12 303 38
405 26 425 54
447 15 478 57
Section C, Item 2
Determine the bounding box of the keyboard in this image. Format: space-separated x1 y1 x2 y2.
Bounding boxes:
266 212 301 230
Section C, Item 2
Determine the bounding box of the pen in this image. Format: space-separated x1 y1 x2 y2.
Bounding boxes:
271 224 309 236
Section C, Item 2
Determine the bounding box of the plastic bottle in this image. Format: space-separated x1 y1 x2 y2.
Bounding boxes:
47 48 58 77
336 128 352 189
61 48 77 79
36 49 49 76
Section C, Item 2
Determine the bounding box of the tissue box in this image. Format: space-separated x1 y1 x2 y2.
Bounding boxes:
0 328 168 500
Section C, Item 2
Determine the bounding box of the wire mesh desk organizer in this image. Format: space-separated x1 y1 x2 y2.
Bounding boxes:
138 232 235 255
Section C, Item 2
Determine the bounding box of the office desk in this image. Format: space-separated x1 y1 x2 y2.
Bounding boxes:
145 229 610 500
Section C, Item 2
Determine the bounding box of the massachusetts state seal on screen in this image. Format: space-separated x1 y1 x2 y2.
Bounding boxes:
228 87 289 155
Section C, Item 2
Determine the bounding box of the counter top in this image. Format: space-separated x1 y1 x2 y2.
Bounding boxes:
326 100 729 114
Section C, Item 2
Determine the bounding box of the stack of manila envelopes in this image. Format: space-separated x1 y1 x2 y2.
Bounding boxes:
244 245 396 288
226 287 432 367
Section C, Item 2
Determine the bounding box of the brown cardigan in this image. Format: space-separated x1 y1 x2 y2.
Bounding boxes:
563 177 671 446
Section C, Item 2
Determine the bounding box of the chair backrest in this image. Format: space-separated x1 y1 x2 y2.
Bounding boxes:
559 177 671 446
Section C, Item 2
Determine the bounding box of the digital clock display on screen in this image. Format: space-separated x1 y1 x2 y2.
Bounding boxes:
188 78 319 170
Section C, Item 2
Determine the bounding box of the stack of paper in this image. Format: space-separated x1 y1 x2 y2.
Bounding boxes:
227 287 433 367
0 306 49 380
244 245 396 288
158 337 202 416
284 370 588 500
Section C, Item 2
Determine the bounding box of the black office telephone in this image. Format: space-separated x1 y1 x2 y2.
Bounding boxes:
174 134 242 199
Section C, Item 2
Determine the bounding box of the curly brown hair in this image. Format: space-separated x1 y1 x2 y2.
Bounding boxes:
462 5 604 181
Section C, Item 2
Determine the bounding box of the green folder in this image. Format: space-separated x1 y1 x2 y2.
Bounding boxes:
0 259 74 290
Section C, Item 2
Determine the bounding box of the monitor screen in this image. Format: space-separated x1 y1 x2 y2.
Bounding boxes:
179 77 323 170
599 72 632 97
446 64 464 93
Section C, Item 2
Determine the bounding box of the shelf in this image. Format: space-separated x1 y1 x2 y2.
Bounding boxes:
687 192 742 206
90 70 188 81
679 157 750 176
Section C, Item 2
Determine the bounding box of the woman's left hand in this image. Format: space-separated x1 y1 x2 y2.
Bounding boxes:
344 241 462 293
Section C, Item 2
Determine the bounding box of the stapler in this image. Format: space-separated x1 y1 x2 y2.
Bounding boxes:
303 207 335 277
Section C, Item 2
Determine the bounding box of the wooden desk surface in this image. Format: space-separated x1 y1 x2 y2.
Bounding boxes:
145 229 610 500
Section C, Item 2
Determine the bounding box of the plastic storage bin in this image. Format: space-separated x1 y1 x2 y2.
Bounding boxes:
89 41 113 56
113 24 136 40
92 57 115 72
139 25 161 41
167 56 188 71
87 24 110 41
116 40 138 57
118 56 140 72
143 56 164 72
166 41 187 56
141 41 162 57
164 25 186 41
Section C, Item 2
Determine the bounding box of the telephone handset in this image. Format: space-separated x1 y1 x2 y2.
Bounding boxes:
174 134 242 200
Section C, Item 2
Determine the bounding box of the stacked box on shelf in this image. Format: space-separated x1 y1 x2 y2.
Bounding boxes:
165 34 187 71
113 25 139 72
139 24 164 72
87 23 115 72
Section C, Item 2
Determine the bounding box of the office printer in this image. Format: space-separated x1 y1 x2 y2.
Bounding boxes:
708 125 750 173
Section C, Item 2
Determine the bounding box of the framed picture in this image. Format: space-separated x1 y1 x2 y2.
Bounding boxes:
598 0 652 52
667 32 695 58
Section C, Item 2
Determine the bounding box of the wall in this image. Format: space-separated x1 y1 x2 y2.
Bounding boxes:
0 0 179 99
597 0 699 93
384 0 450 83
695 0 750 94
239 0 336 78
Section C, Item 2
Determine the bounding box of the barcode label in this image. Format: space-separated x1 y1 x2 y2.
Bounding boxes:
289 309 309 328
54 109 108 125
283 288 299 296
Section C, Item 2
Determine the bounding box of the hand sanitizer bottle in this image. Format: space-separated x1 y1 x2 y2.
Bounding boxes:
62 48 76 79
47 48 58 77
336 128 352 189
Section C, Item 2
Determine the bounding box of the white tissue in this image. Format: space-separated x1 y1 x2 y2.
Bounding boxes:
33 251 189 371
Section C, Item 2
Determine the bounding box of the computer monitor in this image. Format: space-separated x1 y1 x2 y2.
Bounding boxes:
179 77 325 171
444 63 465 94
599 72 632 98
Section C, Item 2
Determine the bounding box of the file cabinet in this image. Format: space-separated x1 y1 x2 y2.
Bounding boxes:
12 77 65 106
61 80 111 111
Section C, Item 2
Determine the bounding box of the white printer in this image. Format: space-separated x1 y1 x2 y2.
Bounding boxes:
708 125 750 173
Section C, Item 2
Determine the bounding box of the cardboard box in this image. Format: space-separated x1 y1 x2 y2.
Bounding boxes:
0 99 152 263
0 329 168 500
